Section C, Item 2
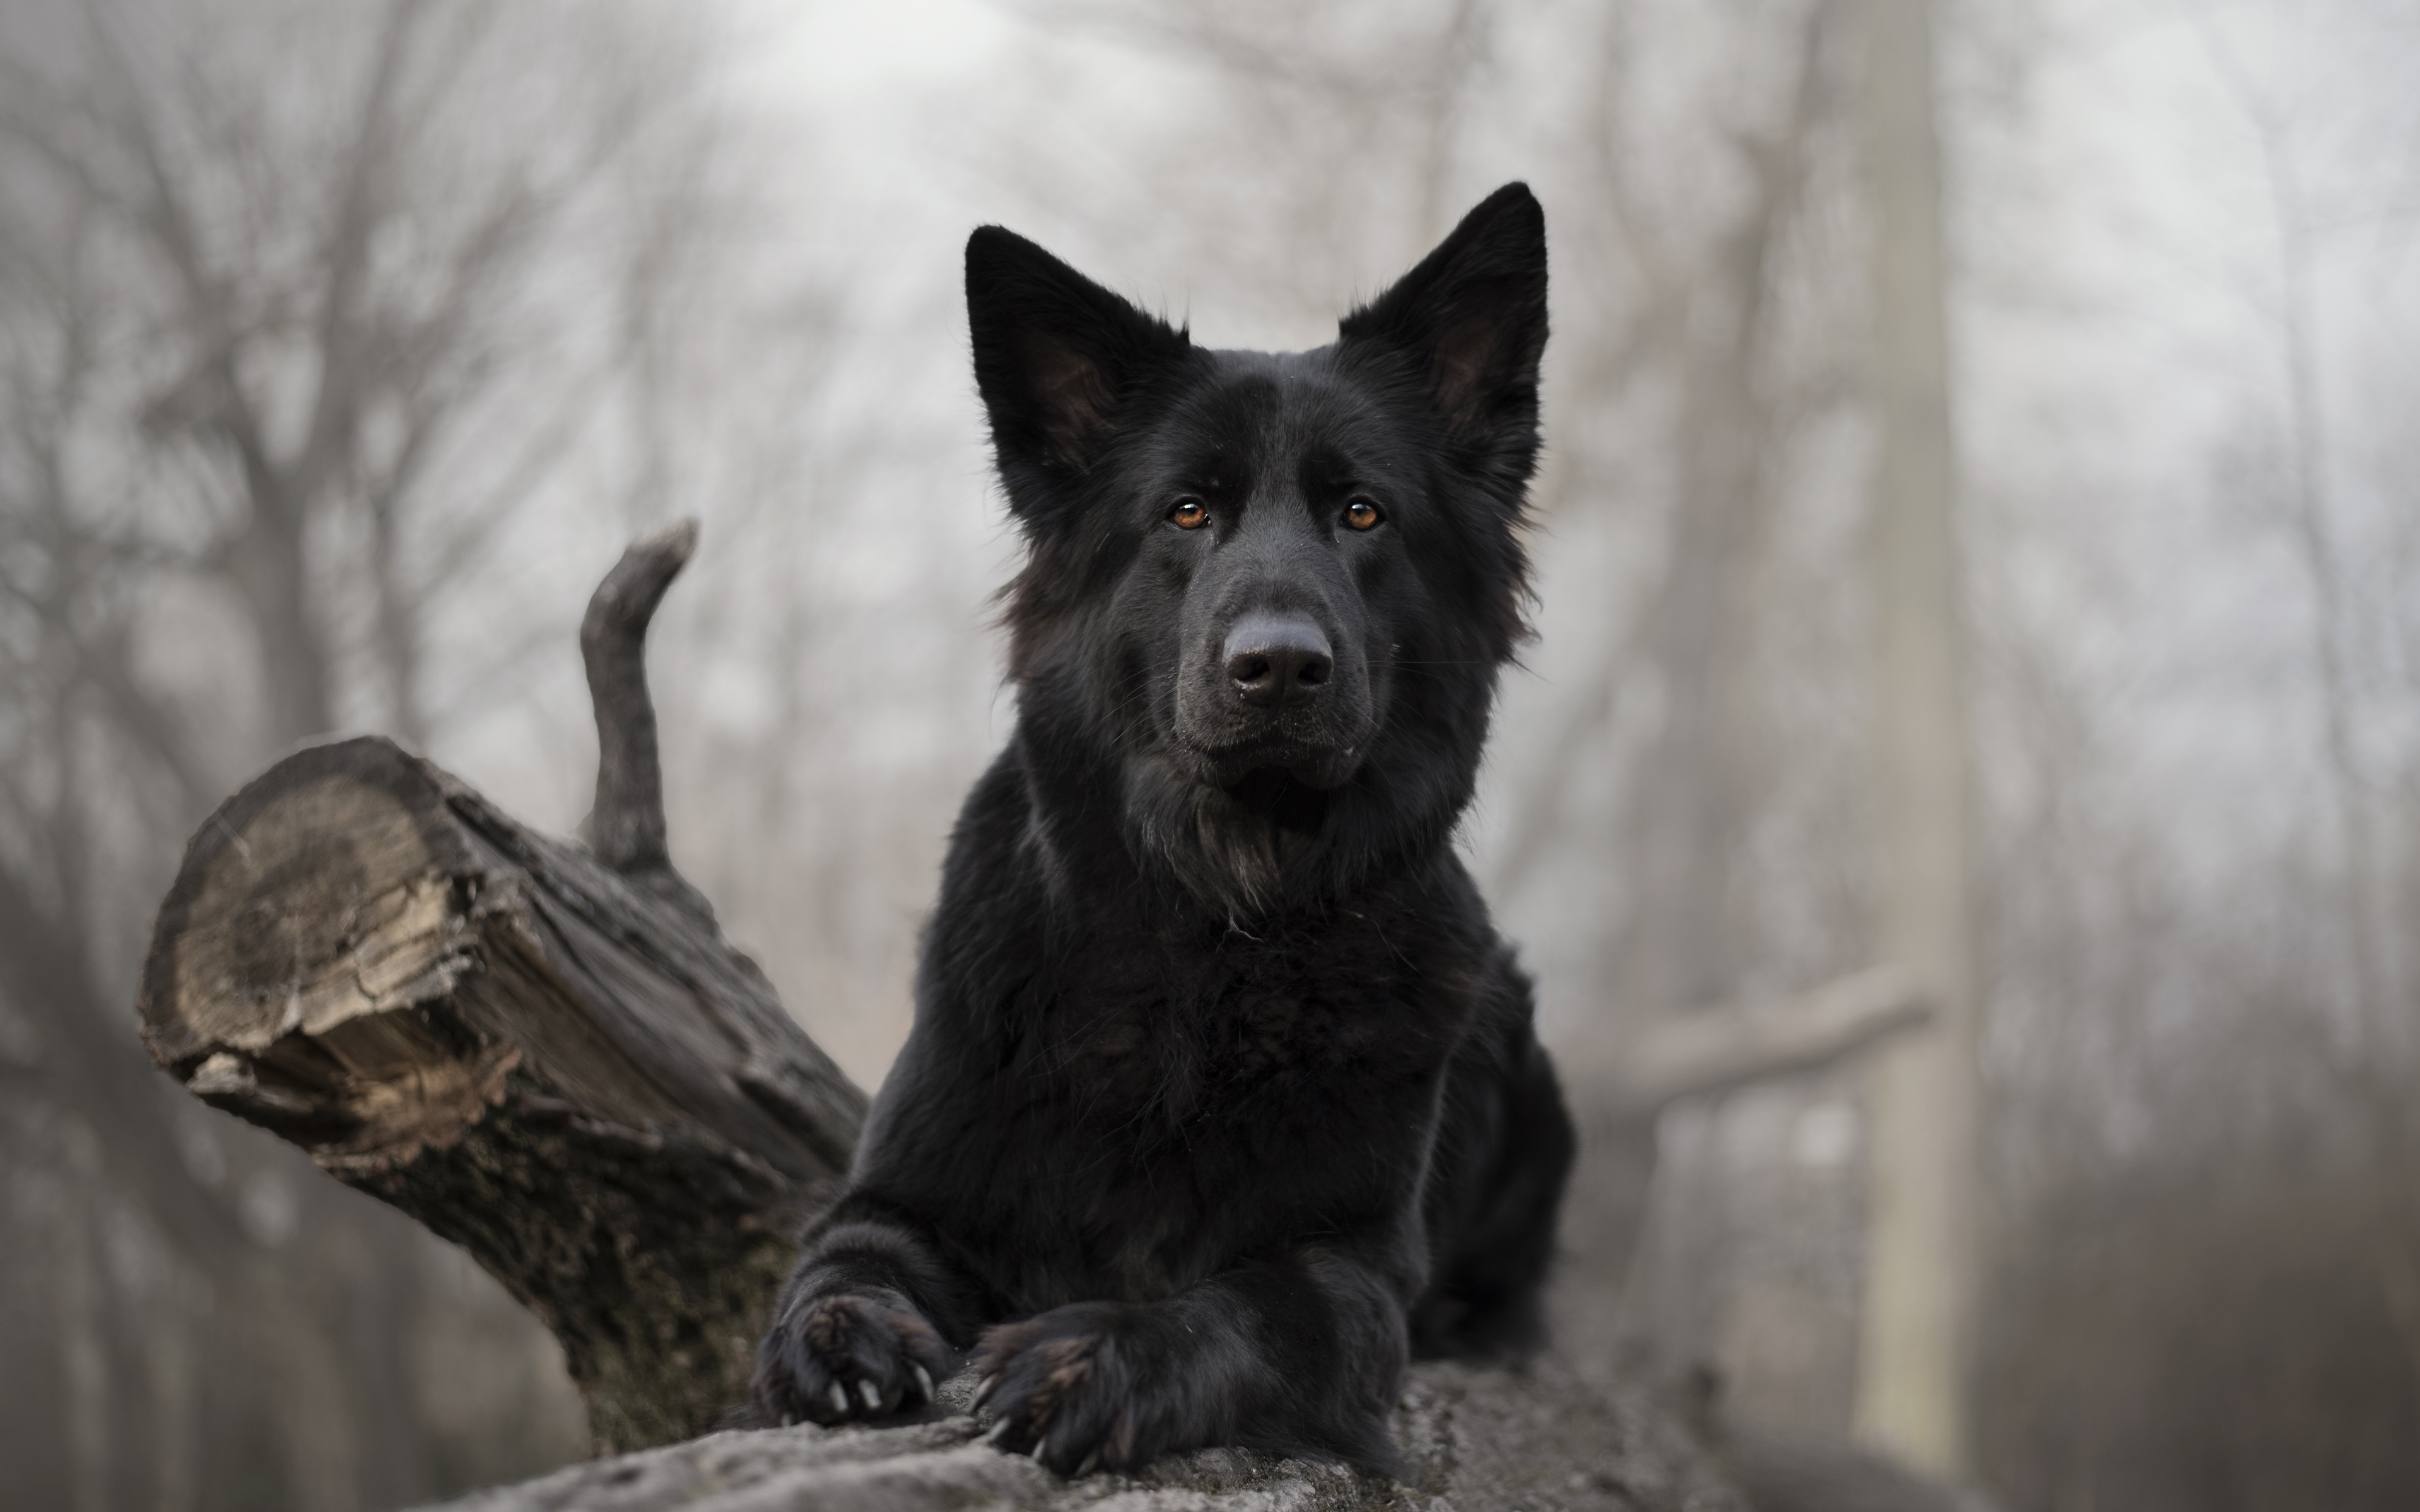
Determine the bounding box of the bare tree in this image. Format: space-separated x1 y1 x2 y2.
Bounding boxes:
1850 0 1980 1475
1576 0 1844 1028
0 1 739 1504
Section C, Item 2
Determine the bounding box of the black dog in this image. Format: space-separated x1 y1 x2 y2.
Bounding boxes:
752 183 1574 1477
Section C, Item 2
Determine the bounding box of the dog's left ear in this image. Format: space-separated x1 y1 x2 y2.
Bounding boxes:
1340 183 1548 466
967 226 1191 490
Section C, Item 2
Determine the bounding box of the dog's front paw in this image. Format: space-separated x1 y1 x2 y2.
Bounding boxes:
755 1286 953 1426
974 1303 1199 1475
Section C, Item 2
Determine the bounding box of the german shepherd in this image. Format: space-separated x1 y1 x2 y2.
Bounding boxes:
752 183 1572 1478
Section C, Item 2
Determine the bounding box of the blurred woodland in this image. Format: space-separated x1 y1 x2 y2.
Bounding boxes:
4 0 2420 1509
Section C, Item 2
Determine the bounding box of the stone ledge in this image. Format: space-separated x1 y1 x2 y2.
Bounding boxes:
418 1360 1746 1512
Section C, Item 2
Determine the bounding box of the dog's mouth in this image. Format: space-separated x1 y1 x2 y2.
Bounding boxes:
1194 734 1361 792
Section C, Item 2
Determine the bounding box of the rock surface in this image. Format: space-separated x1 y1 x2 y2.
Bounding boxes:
418 1361 1745 1512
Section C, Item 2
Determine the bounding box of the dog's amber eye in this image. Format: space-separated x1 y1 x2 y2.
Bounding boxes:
1168 498 1209 530
1344 498 1383 531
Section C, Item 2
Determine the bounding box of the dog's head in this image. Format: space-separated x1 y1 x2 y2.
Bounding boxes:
969 185 1547 912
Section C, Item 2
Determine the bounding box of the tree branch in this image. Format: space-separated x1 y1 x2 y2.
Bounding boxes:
1555 965 1933 1114
583 518 698 879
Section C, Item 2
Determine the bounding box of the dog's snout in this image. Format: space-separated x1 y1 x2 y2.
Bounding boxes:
1223 616 1333 708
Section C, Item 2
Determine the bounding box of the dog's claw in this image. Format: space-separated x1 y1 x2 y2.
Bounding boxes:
986 1418 1016 1446
827 1382 850 1416
1076 1452 1100 1477
859 1380 882 1411
913 1365 935 1402
1031 1439 1050 1464
971 1373 1000 1409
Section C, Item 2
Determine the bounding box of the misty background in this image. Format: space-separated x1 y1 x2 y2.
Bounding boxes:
3 0 2418 1508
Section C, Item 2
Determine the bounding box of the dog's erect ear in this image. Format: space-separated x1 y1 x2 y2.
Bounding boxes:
1339 183 1548 455
966 227 1190 483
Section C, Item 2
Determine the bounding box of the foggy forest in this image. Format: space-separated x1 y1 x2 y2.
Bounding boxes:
3 0 2419 1509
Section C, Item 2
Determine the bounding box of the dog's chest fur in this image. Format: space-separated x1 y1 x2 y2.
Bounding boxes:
1026 907 1466 1123
913 882 1484 1311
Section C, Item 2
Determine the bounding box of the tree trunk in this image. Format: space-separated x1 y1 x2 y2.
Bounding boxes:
1853 0 1982 1477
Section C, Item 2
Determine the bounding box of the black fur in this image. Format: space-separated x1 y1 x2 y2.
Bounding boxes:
753 183 1575 1477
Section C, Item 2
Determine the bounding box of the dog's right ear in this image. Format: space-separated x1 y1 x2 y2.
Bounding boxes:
966 227 1190 498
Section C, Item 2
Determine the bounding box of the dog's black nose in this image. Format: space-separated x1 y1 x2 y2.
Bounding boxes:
1223 616 1333 708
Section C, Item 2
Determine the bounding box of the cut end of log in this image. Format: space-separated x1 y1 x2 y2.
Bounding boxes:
137 738 508 1172
139 733 863 1188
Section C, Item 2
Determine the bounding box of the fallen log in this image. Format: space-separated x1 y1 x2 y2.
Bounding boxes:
135 524 866 1453
134 524 1753 1508
137 729 862 1452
